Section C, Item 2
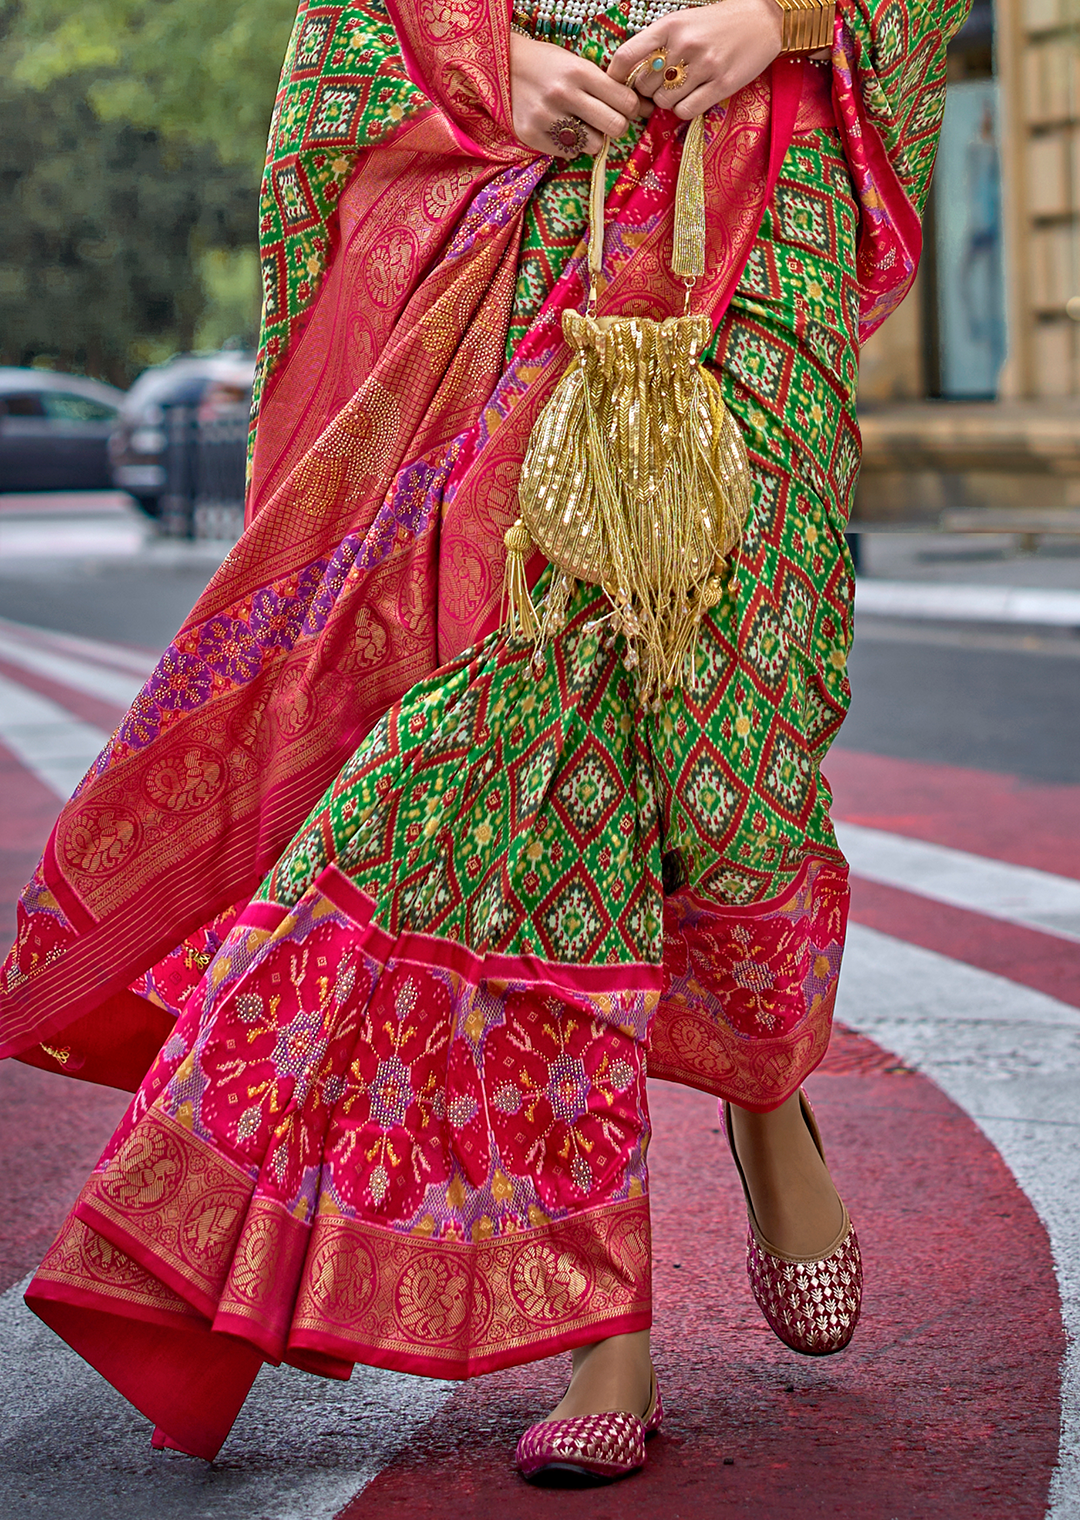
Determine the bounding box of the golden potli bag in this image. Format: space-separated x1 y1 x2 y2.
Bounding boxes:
503 106 752 706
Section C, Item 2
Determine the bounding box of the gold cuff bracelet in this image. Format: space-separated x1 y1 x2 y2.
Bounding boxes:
772 0 834 54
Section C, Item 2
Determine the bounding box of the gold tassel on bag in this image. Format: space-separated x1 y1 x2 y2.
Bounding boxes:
503 107 752 706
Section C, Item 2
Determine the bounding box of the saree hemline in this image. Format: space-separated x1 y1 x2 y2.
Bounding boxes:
645 977 838 1112
34 1104 654 1391
284 1198 652 1380
24 1288 263 1463
286 1305 653 1382
27 1267 210 1335
651 855 850 1111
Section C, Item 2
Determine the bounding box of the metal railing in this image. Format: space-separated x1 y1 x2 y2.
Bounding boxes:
159 403 248 541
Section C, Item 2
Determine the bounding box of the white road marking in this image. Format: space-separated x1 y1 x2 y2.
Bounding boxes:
0 518 151 560
0 674 108 799
835 820 1080 943
0 629 1076 1512
1 926 1073 1518
0 1277 454 1520
0 630 147 709
855 579 1080 627
838 925 1080 1520
0 616 158 677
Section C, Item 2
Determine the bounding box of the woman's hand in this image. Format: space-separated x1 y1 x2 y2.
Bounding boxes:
510 32 653 157
608 0 784 120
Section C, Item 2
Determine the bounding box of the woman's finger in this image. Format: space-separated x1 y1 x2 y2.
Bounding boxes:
556 66 648 135
567 91 632 139
669 79 730 120
572 65 647 127
634 57 701 110
609 0 785 113
509 32 651 158
607 22 669 89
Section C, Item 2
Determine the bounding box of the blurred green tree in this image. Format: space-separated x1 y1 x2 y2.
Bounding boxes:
0 0 298 384
0 81 259 383
11 0 298 170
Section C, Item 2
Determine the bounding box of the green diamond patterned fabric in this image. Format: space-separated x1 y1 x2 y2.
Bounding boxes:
259 129 858 952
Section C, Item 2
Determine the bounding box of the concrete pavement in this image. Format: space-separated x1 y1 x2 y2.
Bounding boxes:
855 529 1080 591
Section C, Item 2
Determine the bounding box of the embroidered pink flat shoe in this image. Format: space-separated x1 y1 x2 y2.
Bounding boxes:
515 1371 663 1485
725 1093 862 1356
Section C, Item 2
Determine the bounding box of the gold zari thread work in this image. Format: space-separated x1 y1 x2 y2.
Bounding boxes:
503 112 752 704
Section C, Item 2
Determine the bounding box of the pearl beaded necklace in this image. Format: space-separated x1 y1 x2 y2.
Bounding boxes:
512 0 712 48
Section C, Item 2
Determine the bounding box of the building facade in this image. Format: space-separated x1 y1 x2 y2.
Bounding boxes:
861 0 1080 404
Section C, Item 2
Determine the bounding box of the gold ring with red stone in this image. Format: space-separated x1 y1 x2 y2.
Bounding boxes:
548 115 589 156
659 57 690 90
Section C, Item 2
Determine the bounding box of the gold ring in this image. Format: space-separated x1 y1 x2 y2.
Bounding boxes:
627 47 668 91
660 57 690 90
548 115 589 156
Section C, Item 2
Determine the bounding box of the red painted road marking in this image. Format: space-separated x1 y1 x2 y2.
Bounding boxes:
0 737 66 945
0 655 124 735
848 875 1080 1010
0 659 1069 1512
827 747 1080 881
338 1036 1063 1519
0 1059 127 1294
0 663 131 1285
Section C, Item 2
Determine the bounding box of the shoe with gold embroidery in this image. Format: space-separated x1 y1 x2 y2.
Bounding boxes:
725 1093 862 1356
515 1371 663 1485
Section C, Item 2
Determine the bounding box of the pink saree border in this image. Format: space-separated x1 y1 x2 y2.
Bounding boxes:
312 862 666 996
252 852 839 1005
831 10 925 339
45 1107 653 1387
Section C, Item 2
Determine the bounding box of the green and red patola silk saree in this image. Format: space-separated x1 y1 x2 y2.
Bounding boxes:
3 0 966 1462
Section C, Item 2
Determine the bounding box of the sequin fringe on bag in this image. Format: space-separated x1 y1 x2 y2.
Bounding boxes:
503 111 752 704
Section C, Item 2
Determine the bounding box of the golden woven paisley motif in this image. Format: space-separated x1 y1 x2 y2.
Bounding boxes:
504 113 752 703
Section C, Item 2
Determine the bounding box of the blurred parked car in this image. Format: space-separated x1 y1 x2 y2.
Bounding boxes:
110 351 255 517
0 368 124 492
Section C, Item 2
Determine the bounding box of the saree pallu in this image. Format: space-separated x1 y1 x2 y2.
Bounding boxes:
9 0 967 1465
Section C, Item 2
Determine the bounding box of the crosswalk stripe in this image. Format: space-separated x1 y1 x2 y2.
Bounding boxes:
0 631 145 709
2 649 1079 945
835 819 1080 944
839 925 1080 1517
0 621 1075 1513
0 517 149 561
0 674 108 801
0 1271 455 1520
855 579 1080 627
0 616 157 678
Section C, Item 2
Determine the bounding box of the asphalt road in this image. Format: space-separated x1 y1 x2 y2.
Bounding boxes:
846 620 1080 785
0 507 1077 1519
2 530 1079 784
0 546 224 650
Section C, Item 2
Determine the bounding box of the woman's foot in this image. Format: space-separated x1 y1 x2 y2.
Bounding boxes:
727 1091 862 1356
516 1332 660 1485
546 1329 653 1421
728 1090 844 1257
